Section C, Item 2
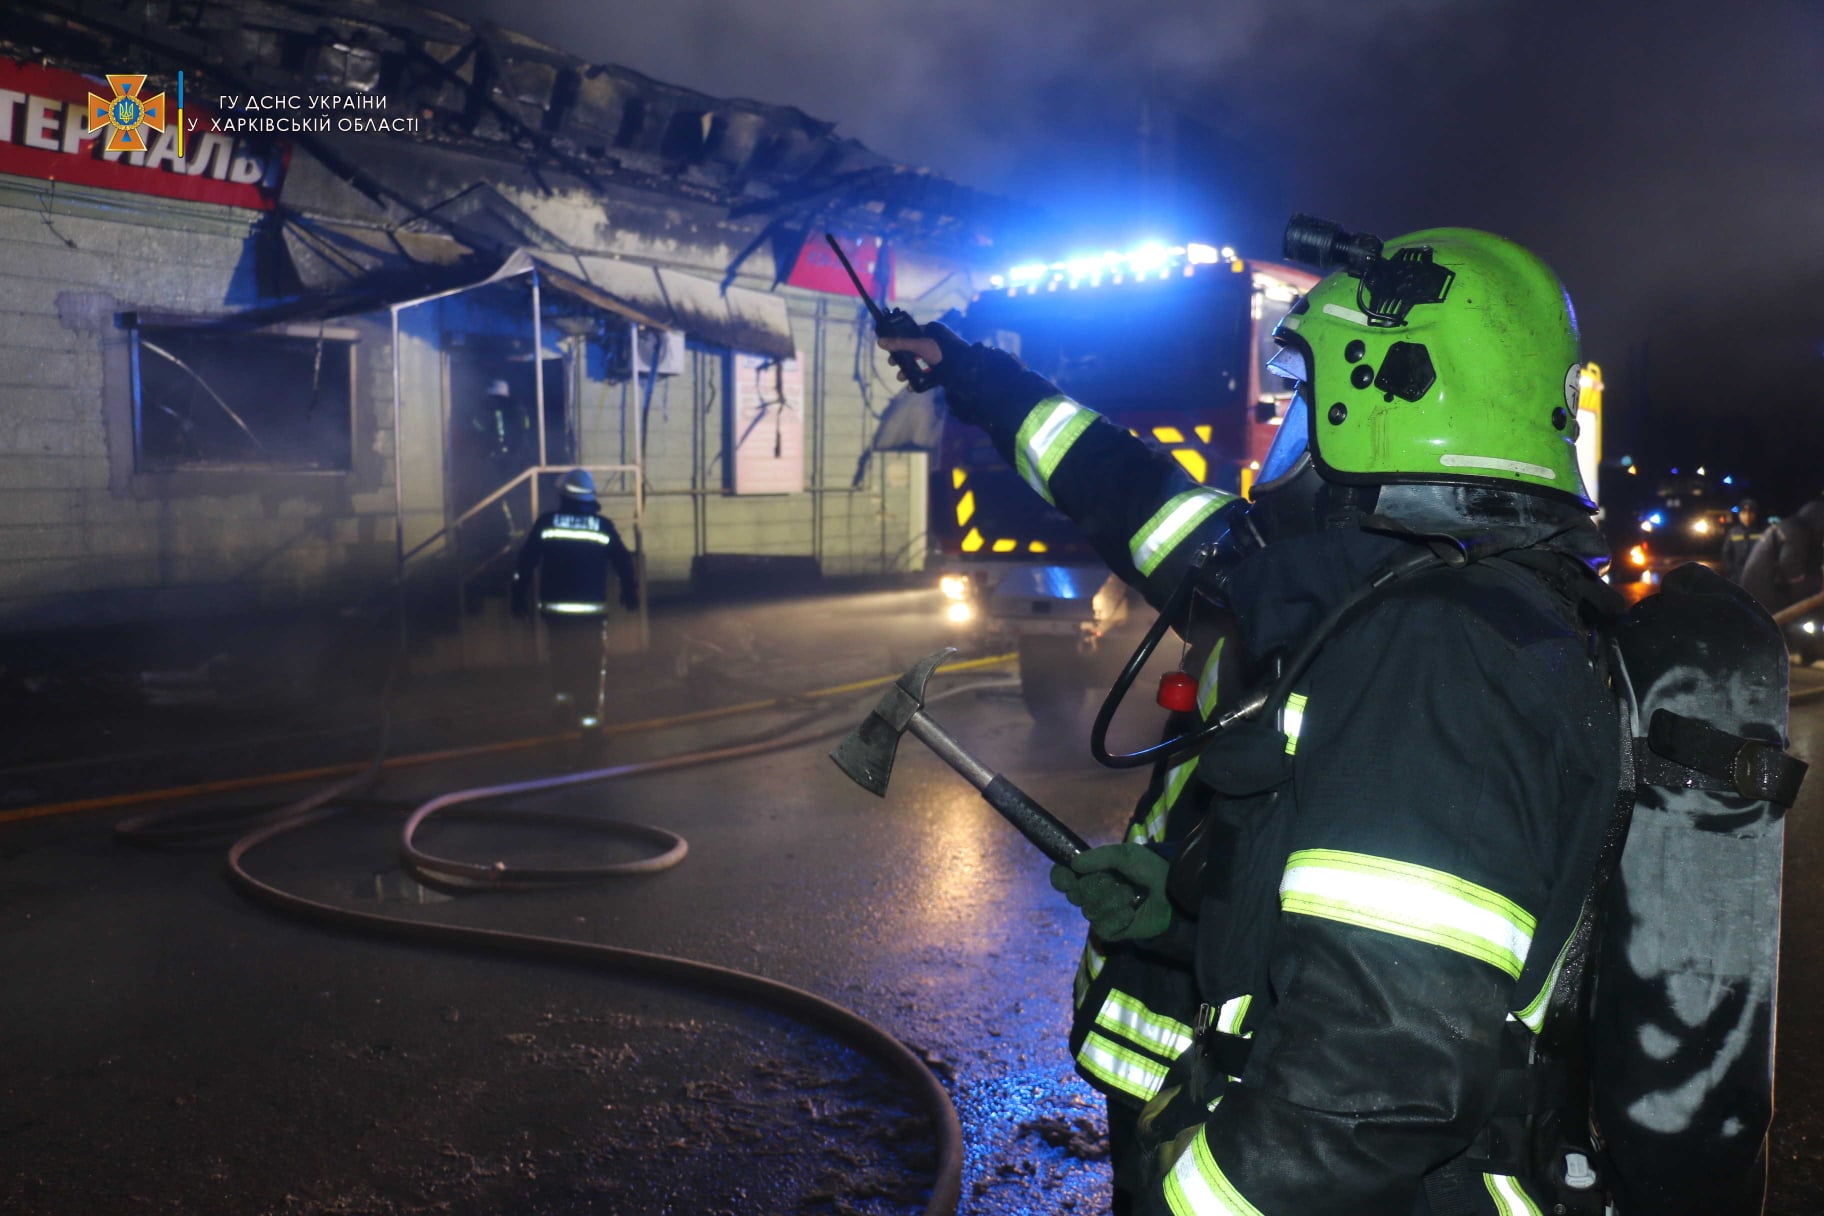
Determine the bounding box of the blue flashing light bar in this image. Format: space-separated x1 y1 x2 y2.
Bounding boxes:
987 240 1240 292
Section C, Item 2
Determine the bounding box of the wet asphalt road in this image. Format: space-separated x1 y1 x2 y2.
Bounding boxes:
2 590 1158 1215
3 587 1823 1214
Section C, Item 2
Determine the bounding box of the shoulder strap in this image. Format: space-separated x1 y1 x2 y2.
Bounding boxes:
1524 638 1638 1205
1638 708 1807 806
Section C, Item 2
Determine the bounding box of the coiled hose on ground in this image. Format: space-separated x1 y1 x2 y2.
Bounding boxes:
114 663 1018 1216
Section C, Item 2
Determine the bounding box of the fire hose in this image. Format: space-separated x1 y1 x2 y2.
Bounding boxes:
112 665 1019 1216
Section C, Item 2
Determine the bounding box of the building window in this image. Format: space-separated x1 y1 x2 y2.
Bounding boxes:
132 325 356 471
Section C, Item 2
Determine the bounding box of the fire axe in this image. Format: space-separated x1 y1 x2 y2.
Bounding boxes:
829 649 1088 864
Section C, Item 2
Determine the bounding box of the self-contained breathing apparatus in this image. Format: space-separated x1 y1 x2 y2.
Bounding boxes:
1086 215 1804 1216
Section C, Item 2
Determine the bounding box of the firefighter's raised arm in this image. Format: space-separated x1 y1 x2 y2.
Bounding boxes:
877 323 1242 614
877 333 943 375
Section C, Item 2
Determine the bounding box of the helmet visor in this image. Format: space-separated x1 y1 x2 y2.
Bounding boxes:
1254 387 1311 495
1264 343 1308 384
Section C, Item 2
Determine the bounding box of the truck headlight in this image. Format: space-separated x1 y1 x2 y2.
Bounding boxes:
940 575 970 601
946 601 975 624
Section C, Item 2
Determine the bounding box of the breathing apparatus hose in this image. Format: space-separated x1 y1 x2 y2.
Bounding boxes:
1089 553 1203 769
1091 547 1445 770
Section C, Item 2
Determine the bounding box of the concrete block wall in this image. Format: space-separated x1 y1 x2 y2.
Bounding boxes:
0 184 398 633
0 177 946 638
593 291 930 589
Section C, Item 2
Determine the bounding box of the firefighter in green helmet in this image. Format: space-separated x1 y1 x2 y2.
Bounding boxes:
883 219 1629 1214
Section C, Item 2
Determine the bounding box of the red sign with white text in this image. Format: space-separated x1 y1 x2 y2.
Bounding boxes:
787 232 896 302
0 57 284 210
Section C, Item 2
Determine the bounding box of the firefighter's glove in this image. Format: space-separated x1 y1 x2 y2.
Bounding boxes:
1050 843 1172 941
878 322 1025 427
620 586 640 613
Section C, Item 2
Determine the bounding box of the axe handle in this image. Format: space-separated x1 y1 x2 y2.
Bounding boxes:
982 775 1088 864
905 709 996 789
904 711 1087 863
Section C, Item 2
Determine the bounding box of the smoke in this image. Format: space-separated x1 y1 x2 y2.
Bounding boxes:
431 0 1824 500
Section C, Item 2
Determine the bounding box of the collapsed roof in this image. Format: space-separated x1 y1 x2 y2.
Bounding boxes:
7 0 1025 271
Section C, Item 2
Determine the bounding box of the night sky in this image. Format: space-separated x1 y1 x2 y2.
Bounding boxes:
434 0 1824 511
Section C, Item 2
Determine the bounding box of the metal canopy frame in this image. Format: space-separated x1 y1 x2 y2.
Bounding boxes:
387 259 653 649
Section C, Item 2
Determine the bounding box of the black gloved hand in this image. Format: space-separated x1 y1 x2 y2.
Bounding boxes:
1050 843 1173 941
878 321 1027 426
620 587 640 613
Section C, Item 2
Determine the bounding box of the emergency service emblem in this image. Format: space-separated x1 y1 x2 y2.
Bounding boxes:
86 74 167 154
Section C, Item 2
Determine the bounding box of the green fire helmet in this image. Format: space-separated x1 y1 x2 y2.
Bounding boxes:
1264 226 1593 509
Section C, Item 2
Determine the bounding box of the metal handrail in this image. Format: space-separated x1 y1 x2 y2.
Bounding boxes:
401 463 643 568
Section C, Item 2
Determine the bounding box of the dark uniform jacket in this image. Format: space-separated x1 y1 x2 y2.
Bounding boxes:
946 351 1620 1215
512 501 637 617
1739 497 1824 612
1719 518 1765 584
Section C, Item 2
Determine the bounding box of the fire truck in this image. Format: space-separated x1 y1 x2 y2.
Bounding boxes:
928 241 1607 721
930 242 1318 720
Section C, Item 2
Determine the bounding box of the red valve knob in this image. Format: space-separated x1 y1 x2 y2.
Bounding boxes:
1156 670 1198 713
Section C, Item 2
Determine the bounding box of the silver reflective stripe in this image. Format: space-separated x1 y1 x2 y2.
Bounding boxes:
1197 637 1228 718
1280 849 1537 979
544 602 609 614
1014 396 1094 506
544 527 613 545
1077 1030 1171 1103
1131 489 1234 577
1095 989 1194 1059
1441 453 1555 481
1163 1128 1264 1216
1131 758 1199 844
1281 691 1308 755
1215 993 1252 1037
1484 1173 1544 1216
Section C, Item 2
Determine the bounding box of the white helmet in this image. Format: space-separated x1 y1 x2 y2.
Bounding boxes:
559 468 597 502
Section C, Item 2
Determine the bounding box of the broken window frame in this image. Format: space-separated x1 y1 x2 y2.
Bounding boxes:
128 319 360 473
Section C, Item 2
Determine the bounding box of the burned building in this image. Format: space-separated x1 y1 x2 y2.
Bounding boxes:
0 0 1017 674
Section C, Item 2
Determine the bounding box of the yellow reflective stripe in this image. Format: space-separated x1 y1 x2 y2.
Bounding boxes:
543 602 609 614
1130 758 1199 844
1074 940 1106 1007
1077 1031 1171 1102
1280 849 1537 979
1095 989 1194 1059
1281 691 1308 755
1484 1173 1544 1216
1515 932 1573 1032
1215 993 1252 1037
1131 489 1234 577
1197 637 1228 718
544 527 613 544
1164 1127 1264 1216
1014 396 1094 506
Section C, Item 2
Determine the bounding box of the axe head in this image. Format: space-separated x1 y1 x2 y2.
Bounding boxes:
829 648 956 796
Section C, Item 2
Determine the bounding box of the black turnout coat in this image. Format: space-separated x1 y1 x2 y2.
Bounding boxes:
944 345 1619 1215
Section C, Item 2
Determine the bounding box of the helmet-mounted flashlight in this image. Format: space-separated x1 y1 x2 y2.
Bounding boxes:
1282 214 1453 328
1283 214 1383 275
